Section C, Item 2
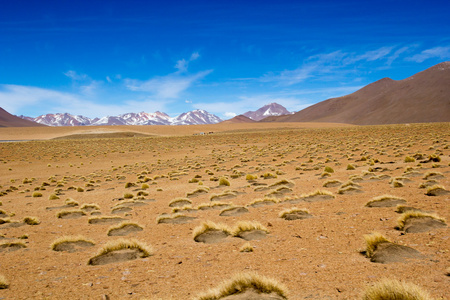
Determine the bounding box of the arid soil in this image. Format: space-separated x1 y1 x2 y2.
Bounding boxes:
0 122 449 299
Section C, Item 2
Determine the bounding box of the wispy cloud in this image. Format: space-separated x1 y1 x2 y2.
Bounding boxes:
125 52 212 98
406 46 450 63
124 70 212 98
0 84 167 118
260 47 402 86
64 70 89 81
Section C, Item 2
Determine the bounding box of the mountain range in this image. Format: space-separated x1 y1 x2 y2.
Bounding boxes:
19 110 224 127
2 62 450 127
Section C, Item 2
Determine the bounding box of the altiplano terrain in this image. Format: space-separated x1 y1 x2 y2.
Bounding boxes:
0 122 448 299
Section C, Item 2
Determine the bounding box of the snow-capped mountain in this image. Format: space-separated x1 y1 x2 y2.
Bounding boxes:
243 103 292 121
20 110 223 126
172 110 222 125
19 113 96 126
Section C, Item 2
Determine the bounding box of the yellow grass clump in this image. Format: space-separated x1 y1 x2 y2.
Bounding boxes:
219 177 230 186
107 222 144 235
245 174 258 181
362 278 433 300
232 221 268 236
396 211 446 230
87 238 153 265
239 242 254 253
56 209 86 218
192 221 232 239
32 191 43 198
194 272 288 300
365 195 405 207
302 189 335 198
0 274 9 289
425 185 447 196
169 198 192 207
23 216 40 225
363 232 391 258
50 236 95 250
278 207 310 218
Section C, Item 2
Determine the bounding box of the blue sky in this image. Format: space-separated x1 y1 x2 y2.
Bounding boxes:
0 0 449 119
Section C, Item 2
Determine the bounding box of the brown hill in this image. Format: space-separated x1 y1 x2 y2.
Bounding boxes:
221 114 256 124
261 62 450 125
0 107 46 127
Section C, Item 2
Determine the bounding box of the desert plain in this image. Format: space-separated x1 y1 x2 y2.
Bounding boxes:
0 122 449 299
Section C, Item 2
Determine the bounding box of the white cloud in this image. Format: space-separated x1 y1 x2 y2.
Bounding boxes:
125 69 212 98
0 84 167 118
224 112 237 118
106 76 112 83
64 70 88 81
175 52 201 73
406 46 450 63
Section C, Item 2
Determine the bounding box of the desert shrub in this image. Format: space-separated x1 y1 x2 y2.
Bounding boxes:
65 198 79 206
396 211 446 230
347 164 356 170
56 209 86 218
32 191 43 198
0 274 9 289
262 172 277 179
425 185 447 196
219 177 230 186
77 187 84 192
278 207 310 219
245 174 258 181
123 193 134 199
232 221 268 236
23 216 40 225
192 221 232 240
239 242 254 253
87 238 153 265
404 156 416 163
363 232 390 258
194 272 288 300
107 222 144 236
48 194 60 200
51 236 95 251
141 183 150 189
362 278 433 300
124 182 136 188
324 166 334 173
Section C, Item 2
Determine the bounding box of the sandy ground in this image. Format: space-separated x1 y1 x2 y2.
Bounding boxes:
0 122 448 299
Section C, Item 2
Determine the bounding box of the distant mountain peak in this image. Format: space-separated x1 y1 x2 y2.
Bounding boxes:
243 103 292 121
20 110 223 126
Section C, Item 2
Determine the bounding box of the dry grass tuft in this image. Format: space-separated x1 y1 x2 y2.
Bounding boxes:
56 209 86 218
88 238 153 265
192 221 232 239
302 189 334 198
23 216 40 225
169 198 192 207
239 242 254 253
245 174 258 181
232 221 268 236
397 211 446 230
279 207 310 218
32 191 43 198
107 221 144 235
363 232 391 258
425 184 447 196
219 177 230 186
194 271 288 300
365 195 405 207
0 274 9 289
50 235 95 250
362 278 433 300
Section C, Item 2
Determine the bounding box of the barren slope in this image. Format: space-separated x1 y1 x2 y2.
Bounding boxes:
262 62 450 125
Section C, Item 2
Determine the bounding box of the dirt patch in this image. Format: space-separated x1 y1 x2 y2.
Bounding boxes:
194 230 230 244
58 211 86 219
236 230 267 241
0 243 26 252
404 217 447 233
248 200 276 208
366 198 407 207
301 194 335 202
111 207 133 214
88 249 146 265
52 241 95 253
108 224 144 236
281 211 313 221
88 217 127 224
220 207 249 217
158 216 197 224
370 242 423 264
